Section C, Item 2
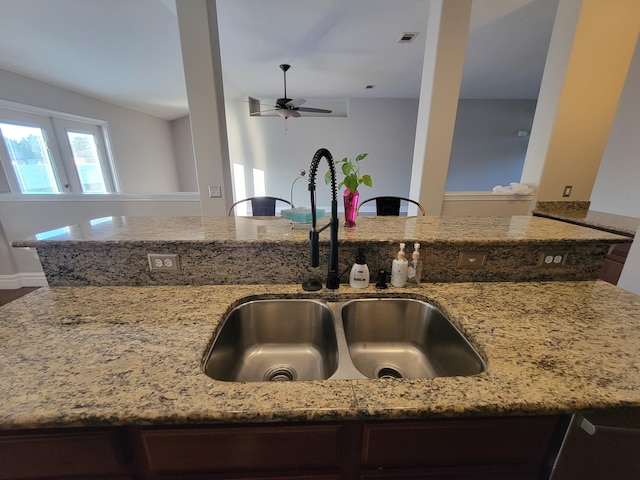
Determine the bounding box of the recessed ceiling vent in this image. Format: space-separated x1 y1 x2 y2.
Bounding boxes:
398 32 418 44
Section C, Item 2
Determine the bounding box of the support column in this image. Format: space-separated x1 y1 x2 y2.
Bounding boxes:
409 0 472 215
521 0 640 202
176 0 233 216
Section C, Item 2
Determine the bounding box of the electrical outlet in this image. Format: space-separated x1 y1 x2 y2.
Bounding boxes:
563 185 572 197
148 253 180 272
538 251 568 267
457 251 488 269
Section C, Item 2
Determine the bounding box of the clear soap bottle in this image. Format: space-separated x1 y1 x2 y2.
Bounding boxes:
349 247 370 289
407 243 423 285
390 242 408 287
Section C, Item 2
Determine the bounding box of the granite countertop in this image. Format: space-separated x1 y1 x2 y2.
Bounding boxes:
12 215 630 247
533 207 639 238
2 281 640 430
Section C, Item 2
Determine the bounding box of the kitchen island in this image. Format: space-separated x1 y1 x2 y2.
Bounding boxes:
2 281 640 427
11 215 630 285
3 215 640 478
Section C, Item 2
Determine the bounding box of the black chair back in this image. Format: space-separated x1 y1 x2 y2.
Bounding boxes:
357 196 425 216
228 196 292 216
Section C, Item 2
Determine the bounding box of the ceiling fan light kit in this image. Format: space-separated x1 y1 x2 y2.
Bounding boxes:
251 64 332 119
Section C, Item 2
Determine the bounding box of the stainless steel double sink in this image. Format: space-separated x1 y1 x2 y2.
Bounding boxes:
203 297 485 382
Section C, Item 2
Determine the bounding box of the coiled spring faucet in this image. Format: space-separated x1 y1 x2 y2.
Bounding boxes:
303 148 340 291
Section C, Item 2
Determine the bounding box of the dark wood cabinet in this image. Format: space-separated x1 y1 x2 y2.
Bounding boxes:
0 416 568 480
137 424 344 479
361 416 567 479
551 410 640 479
599 243 630 285
0 429 132 479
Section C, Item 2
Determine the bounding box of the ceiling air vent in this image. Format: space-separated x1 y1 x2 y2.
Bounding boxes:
398 32 418 44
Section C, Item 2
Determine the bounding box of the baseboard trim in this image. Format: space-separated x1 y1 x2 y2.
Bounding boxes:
0 273 48 289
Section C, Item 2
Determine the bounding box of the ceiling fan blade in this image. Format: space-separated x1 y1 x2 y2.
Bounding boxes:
297 107 332 114
286 98 306 108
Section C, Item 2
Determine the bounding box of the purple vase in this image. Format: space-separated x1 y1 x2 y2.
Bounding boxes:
343 188 359 228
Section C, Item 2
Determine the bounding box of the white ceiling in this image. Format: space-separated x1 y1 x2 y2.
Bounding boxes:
0 0 558 121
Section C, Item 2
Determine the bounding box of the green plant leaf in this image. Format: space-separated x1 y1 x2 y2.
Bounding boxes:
362 174 373 187
342 162 354 176
344 174 358 193
356 153 368 162
324 170 332 185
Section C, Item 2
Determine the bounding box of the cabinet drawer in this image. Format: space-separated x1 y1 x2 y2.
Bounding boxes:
0 430 128 479
140 424 342 474
362 416 560 469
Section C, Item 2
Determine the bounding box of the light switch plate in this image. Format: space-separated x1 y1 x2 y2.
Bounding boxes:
208 185 222 198
457 251 488 269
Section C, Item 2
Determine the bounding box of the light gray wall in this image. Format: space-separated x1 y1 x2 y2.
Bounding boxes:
224 98 419 211
171 115 198 192
446 99 537 191
0 68 187 193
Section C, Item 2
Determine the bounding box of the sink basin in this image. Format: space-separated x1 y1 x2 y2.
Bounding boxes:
204 299 339 382
203 297 485 382
341 298 485 379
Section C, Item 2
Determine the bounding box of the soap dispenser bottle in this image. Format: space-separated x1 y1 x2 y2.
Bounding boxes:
407 243 423 285
390 242 408 287
349 247 370 289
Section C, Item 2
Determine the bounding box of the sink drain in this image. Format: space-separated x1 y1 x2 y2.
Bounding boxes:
375 365 404 379
264 365 297 382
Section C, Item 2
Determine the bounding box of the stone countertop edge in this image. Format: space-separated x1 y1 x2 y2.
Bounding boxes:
10 215 632 247
532 209 639 238
2 281 640 430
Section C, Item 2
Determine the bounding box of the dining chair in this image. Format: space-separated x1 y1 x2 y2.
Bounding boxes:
227 196 292 216
357 196 426 216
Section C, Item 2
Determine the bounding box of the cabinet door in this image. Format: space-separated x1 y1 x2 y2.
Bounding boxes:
552 411 640 479
362 416 563 475
139 424 342 476
0 430 130 479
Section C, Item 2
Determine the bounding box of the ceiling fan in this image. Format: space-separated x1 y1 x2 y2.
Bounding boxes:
250 64 332 118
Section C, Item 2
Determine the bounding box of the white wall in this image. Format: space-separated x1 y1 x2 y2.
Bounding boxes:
171 115 198 191
0 68 187 193
590 37 640 295
225 98 419 211
446 99 536 191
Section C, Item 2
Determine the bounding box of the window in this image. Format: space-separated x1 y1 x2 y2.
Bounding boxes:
0 122 60 193
232 163 247 215
0 106 118 194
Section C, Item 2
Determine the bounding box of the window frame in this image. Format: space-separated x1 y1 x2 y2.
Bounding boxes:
0 101 119 194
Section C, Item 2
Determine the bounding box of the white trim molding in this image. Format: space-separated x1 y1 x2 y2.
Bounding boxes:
0 273 48 289
442 191 534 216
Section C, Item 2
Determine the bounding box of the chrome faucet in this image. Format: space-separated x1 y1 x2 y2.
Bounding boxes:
303 148 340 291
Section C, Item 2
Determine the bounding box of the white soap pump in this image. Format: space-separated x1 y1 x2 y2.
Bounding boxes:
349 247 370 289
390 242 408 287
407 242 423 285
